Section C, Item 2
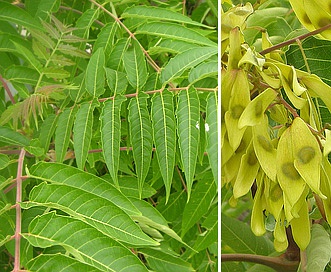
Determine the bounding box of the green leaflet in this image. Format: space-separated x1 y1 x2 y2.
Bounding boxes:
151 90 176 203
121 5 213 29
100 95 127 188
25 0 60 20
161 47 217 84
129 197 192 249
23 212 149 272
139 248 195 272
27 254 102 272
105 68 128 95
0 126 30 147
221 213 274 255
136 22 216 47
193 205 218 252
5 66 39 85
107 38 130 70
28 162 141 216
94 22 118 58
0 154 9 170
0 1 43 31
128 93 153 198
306 224 331 272
73 102 95 170
22 183 157 247
176 87 200 200
12 41 42 73
85 47 105 97
205 91 218 183
73 9 100 39
188 61 218 84
123 39 148 90
55 106 77 163
181 172 217 236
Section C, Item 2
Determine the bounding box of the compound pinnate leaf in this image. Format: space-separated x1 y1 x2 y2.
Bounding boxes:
176 87 200 200
128 93 153 198
100 95 127 188
23 212 149 272
28 162 140 216
151 90 176 202
85 47 105 97
73 102 95 170
161 46 217 84
22 182 158 246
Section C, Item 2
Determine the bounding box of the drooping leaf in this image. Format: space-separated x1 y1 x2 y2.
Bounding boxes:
221 213 274 255
38 114 58 152
128 93 153 198
306 224 331 272
181 172 217 236
23 212 149 272
27 254 102 272
136 22 217 47
176 87 200 200
100 95 126 187
123 39 148 90
139 248 195 272
55 106 77 163
0 1 43 31
28 162 141 216
205 91 218 183
73 102 95 170
21 183 158 246
0 126 30 147
121 5 213 28
151 90 176 202
58 44 90 58
85 47 105 97
161 47 217 84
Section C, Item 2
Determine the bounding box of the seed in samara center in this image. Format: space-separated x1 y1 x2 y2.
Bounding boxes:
297 146 315 164
282 162 301 180
231 105 245 119
257 135 273 152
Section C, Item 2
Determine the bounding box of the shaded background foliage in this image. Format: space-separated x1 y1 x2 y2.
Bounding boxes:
0 0 218 271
